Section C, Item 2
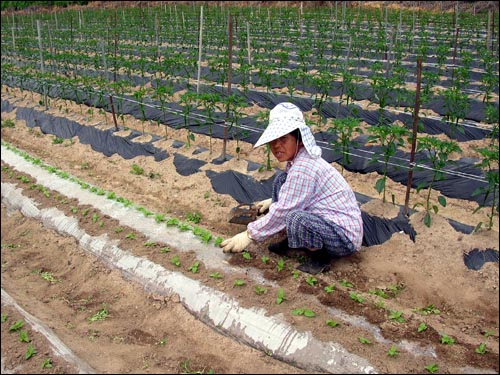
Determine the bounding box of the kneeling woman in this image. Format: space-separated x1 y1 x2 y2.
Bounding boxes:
220 102 363 273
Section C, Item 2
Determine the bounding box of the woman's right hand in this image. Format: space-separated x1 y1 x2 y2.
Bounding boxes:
254 198 272 214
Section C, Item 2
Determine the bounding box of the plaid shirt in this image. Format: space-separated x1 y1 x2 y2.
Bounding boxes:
248 148 363 250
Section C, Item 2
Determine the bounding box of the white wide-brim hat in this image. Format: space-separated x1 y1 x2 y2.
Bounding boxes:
254 102 322 159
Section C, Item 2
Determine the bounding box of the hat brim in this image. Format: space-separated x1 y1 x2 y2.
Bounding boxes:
254 127 294 148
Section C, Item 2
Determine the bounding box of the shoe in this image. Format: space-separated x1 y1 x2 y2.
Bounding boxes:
296 251 331 275
268 239 290 255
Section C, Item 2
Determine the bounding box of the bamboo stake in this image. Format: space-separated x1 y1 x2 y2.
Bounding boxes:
246 21 252 86
404 59 422 217
36 20 48 110
221 14 233 161
196 6 203 95
109 95 119 131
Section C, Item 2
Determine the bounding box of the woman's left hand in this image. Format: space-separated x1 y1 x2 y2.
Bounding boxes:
220 231 252 253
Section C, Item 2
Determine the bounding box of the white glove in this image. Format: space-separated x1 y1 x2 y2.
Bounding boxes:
254 198 272 214
220 231 252 253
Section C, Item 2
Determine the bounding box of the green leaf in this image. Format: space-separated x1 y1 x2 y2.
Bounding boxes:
303 309 315 317
9 320 24 332
424 212 431 227
375 178 385 194
25 344 37 360
41 358 53 369
326 319 340 327
417 323 428 332
475 342 487 354
359 336 371 344
18 330 30 343
424 363 438 373
438 195 446 207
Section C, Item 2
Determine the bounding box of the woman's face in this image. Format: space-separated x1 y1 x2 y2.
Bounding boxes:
269 133 300 162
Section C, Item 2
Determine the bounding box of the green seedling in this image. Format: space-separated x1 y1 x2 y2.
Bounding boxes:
171 255 181 267
52 136 64 144
138 207 153 217
276 259 285 272
358 337 372 344
386 283 404 297
369 288 389 299
242 251 251 260
326 319 340 328
17 175 30 183
159 247 171 254
475 342 487 354
155 213 167 223
166 218 179 227
291 308 315 317
144 241 157 247
1 244 21 249
1 314 7 323
305 276 317 287
209 272 222 279
25 344 37 360
292 270 300 278
186 212 201 224
387 345 399 357
483 330 496 337
125 233 136 240
417 323 428 332
88 304 109 322
424 363 439 373
177 222 192 232
233 279 245 287
9 320 24 331
18 330 30 343
188 262 200 273
440 334 455 345
276 289 286 305
214 237 223 246
130 163 144 175
324 284 335 293
40 271 58 283
413 304 440 315
114 226 123 233
349 292 365 304
261 255 270 264
388 310 405 323
340 279 354 288
179 358 214 374
1 119 15 128
194 228 212 244
41 358 53 369
254 286 267 295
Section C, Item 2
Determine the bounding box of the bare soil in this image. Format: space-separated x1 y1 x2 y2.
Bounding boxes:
1 85 499 374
